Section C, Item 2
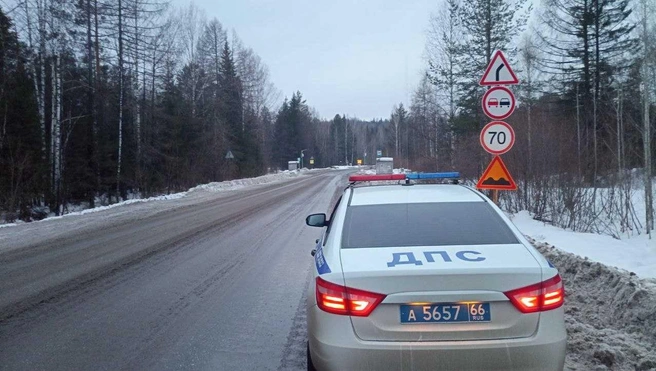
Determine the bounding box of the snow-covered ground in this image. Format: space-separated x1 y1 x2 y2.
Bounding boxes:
2 166 655 369
508 186 656 369
512 211 656 279
532 240 656 371
511 207 656 369
0 168 324 228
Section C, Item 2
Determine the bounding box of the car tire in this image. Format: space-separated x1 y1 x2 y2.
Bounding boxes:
307 342 317 371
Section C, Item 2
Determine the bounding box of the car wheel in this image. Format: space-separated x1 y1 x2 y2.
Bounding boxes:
307 342 317 371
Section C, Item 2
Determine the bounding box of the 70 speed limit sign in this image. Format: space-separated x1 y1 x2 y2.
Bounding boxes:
480 121 515 155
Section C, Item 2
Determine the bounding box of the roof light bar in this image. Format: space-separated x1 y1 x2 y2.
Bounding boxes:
405 172 460 180
349 174 406 182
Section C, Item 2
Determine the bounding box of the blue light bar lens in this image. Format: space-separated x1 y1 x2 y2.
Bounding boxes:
406 172 460 180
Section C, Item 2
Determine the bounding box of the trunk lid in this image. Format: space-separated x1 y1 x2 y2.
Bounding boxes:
339 244 542 341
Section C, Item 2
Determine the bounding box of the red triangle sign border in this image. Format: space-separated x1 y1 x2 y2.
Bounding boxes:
476 156 518 191
479 50 519 86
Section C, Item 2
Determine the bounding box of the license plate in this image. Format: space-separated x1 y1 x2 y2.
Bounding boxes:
400 303 491 323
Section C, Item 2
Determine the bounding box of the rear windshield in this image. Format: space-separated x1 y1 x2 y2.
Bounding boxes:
341 202 519 248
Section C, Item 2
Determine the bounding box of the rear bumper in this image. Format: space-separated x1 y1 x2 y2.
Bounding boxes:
308 305 566 371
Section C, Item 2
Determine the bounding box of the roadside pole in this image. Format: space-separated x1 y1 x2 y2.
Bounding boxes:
476 50 519 204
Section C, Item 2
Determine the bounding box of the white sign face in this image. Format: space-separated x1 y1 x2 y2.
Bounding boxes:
479 121 515 155
482 86 516 120
479 50 519 86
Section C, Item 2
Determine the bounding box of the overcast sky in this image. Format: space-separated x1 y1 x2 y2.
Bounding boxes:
178 0 437 120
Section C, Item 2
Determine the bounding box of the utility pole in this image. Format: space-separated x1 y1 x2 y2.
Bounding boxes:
344 116 348 165
301 149 307 169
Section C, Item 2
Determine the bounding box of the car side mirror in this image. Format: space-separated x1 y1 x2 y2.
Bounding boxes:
306 213 327 227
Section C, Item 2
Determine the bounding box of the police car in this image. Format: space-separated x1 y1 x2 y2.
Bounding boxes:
305 173 566 371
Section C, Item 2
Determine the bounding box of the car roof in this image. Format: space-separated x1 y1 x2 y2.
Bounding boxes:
349 184 485 206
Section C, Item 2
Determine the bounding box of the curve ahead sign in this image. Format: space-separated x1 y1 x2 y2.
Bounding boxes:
482 86 516 120
479 121 515 155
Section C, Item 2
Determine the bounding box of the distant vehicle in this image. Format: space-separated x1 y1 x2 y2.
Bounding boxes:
288 160 299 171
488 98 499 107
305 173 566 371
375 157 393 174
500 98 511 107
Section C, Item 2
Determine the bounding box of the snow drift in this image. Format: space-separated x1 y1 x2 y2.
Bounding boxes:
531 239 656 371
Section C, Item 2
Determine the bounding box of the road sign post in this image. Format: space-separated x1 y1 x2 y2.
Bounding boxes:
225 150 235 180
477 50 519 201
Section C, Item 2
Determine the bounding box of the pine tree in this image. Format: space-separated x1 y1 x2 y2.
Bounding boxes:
218 41 245 177
539 0 638 180
0 9 43 219
455 0 528 133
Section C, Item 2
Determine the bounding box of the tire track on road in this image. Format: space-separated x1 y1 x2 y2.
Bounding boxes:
0 173 332 323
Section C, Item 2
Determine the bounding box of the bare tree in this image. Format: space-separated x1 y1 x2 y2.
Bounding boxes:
517 33 542 208
180 3 205 119
640 0 654 235
425 0 461 168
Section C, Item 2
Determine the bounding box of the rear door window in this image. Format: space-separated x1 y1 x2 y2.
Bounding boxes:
341 202 519 248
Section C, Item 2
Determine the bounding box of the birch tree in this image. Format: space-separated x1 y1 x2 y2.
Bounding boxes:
640 0 654 235
426 0 461 168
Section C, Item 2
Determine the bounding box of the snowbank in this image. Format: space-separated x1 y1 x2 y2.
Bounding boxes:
330 165 360 170
511 211 656 279
0 169 316 227
189 170 306 193
531 240 656 371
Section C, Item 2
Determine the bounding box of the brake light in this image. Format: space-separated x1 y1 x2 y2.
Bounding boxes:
504 274 564 313
315 277 386 317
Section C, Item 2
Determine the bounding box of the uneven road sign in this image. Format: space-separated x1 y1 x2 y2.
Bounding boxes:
482 86 516 120
479 50 519 86
479 121 515 155
476 156 517 191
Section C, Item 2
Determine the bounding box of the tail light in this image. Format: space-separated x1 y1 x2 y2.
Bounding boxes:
504 274 564 313
316 277 386 317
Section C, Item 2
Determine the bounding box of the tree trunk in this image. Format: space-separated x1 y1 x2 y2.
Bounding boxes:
51 56 62 215
87 0 96 207
577 83 581 177
134 0 142 189
642 0 653 235
116 0 124 201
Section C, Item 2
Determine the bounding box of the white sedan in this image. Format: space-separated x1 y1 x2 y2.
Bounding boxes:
305 173 566 371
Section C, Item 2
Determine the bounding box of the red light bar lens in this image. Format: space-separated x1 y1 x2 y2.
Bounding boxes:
349 174 406 182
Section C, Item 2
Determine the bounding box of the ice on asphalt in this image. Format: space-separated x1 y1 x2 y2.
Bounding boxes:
511 210 656 279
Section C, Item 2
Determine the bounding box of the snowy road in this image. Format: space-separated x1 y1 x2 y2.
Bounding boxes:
1 170 655 371
0 171 345 371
